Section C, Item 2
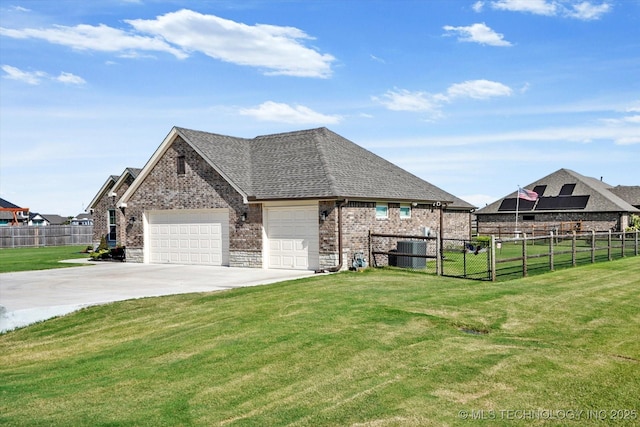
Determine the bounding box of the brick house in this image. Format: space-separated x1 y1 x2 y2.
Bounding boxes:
87 167 141 247
116 126 475 270
475 168 640 235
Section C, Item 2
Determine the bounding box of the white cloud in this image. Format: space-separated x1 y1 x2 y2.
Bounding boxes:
372 89 445 113
0 24 187 58
125 9 335 77
567 1 611 20
373 80 512 118
443 23 512 47
239 101 341 124
489 0 612 20
55 72 86 85
446 79 513 99
472 1 485 12
1 65 85 86
1 65 46 84
368 122 640 147
10 6 31 12
491 0 558 16
0 9 335 78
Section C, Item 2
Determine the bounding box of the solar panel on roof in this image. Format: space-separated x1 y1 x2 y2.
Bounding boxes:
532 185 547 196
535 195 589 210
498 198 535 211
559 183 576 196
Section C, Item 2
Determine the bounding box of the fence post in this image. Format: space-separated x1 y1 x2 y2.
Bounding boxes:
591 230 596 263
436 232 442 276
490 236 497 281
608 230 612 261
549 231 554 272
636 230 639 256
571 231 576 267
621 231 626 258
522 233 528 278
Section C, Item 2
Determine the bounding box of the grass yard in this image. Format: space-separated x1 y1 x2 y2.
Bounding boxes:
0 246 89 273
1 257 639 426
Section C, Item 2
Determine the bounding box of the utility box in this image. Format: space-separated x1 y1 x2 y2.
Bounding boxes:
397 240 427 269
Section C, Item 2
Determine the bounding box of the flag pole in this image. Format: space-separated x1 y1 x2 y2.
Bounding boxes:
515 185 520 238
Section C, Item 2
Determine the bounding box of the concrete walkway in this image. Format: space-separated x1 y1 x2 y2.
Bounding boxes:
0 260 315 332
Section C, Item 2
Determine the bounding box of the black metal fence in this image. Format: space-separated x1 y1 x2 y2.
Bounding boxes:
369 232 440 273
0 225 93 248
369 230 639 282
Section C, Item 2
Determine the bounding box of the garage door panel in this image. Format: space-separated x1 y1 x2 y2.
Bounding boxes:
266 206 319 270
148 209 229 266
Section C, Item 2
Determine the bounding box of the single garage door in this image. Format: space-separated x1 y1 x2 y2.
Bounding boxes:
147 209 229 265
266 206 319 270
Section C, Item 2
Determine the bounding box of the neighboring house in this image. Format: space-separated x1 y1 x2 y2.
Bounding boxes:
28 213 68 226
0 198 29 226
87 168 141 247
475 168 640 235
116 126 475 270
609 186 640 210
70 213 93 226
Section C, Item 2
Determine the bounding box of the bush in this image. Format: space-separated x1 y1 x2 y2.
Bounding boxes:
97 235 109 252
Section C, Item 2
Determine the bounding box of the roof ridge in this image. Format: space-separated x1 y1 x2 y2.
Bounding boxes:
313 128 339 197
253 127 327 140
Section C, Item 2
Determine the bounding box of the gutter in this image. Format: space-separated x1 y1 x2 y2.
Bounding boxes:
325 199 347 272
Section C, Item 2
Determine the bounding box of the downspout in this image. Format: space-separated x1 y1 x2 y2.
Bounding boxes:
326 199 347 272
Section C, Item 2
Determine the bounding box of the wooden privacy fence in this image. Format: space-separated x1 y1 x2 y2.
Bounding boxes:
0 225 93 248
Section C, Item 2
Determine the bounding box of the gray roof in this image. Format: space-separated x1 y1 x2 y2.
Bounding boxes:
477 168 640 214
175 127 474 208
609 186 640 208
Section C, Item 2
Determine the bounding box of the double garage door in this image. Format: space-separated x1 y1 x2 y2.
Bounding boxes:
147 209 229 266
147 206 318 270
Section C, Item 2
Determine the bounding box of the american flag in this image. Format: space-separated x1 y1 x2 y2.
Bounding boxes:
518 187 538 201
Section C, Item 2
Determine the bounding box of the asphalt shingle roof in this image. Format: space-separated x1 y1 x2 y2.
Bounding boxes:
476 168 639 214
175 126 473 208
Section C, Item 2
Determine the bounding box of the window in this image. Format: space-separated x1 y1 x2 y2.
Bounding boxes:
400 204 411 219
107 209 117 242
177 155 186 175
375 203 388 219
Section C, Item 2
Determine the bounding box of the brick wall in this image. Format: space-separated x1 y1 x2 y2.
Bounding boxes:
477 211 622 235
330 201 470 268
124 137 262 265
91 175 136 248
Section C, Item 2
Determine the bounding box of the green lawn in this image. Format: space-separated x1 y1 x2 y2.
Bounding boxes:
1 258 638 426
0 246 89 273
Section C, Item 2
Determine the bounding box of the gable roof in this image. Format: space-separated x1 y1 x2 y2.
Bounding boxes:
120 126 474 209
87 168 141 211
30 213 67 225
0 198 24 209
609 186 640 208
476 168 639 214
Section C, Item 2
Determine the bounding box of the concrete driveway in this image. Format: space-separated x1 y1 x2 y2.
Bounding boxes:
0 260 315 332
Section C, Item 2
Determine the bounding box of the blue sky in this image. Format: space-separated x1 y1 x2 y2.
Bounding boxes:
1 0 638 216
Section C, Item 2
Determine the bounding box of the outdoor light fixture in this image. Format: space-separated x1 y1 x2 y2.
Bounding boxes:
320 211 328 221
241 213 247 222
128 216 136 225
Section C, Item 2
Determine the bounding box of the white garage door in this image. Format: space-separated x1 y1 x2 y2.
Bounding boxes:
147 209 229 266
266 206 319 270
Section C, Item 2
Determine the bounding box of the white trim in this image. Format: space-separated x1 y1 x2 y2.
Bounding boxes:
118 127 250 208
86 177 117 211
400 203 412 219
375 202 388 219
